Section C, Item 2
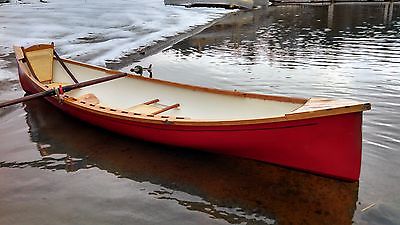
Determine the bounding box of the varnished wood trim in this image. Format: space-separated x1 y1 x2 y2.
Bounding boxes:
24 43 54 52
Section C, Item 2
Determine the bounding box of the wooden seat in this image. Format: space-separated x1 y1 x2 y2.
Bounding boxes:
127 99 180 115
152 104 180 115
22 44 54 83
126 99 159 114
128 104 159 114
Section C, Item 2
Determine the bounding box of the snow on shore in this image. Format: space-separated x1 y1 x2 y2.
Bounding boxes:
0 0 228 79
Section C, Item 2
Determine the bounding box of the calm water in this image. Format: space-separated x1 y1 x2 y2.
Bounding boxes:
1 1 400 225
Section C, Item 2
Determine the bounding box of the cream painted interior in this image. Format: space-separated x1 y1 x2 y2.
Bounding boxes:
51 60 304 120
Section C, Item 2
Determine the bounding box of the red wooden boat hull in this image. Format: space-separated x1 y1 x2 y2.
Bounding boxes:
18 65 363 181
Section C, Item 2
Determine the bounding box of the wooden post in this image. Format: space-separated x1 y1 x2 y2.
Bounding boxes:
328 4 334 28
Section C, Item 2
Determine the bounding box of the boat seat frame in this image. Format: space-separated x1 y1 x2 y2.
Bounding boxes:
21 44 54 83
126 99 180 115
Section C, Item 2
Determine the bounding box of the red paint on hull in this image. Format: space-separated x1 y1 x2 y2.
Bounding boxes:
18 68 362 181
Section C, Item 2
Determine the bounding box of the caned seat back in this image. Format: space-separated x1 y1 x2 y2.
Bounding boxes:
23 44 54 83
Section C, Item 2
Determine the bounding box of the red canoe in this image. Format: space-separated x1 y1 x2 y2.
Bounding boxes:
13 44 371 181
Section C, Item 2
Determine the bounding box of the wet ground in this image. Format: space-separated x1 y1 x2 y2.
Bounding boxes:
1 1 400 225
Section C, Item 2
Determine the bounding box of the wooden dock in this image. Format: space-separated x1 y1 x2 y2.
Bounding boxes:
271 0 398 4
165 0 399 6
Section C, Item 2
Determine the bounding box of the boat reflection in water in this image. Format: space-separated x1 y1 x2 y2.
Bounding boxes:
24 99 358 224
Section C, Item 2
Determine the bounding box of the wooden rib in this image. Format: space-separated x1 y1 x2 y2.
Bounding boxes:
151 104 180 115
54 50 79 83
143 99 160 105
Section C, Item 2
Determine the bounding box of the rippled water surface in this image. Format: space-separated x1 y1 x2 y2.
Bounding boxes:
1 1 400 225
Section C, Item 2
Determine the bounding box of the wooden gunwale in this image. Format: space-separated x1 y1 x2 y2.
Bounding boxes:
15 45 371 127
59 57 307 104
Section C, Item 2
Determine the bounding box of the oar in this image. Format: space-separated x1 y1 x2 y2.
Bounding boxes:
0 72 127 108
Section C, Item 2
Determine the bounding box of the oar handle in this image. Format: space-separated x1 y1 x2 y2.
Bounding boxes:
0 72 127 108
